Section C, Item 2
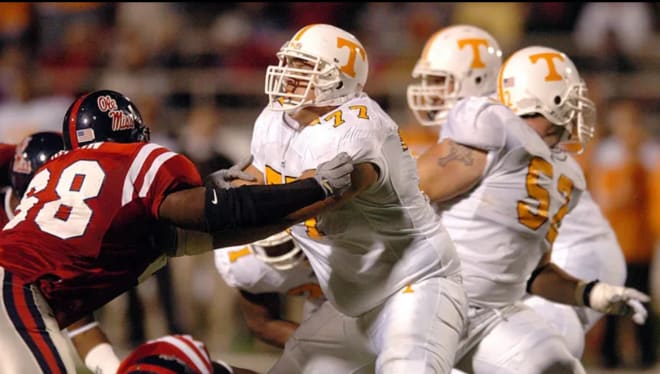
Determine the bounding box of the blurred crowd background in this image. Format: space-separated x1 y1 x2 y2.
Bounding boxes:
0 2 658 373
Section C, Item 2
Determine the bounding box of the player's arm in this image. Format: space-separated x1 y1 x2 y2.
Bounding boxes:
208 148 376 220
527 252 651 325
292 161 378 218
227 155 377 220
416 138 487 203
237 290 298 349
65 315 120 374
159 152 353 245
526 252 582 305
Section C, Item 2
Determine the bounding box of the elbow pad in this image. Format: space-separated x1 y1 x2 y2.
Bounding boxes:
204 178 325 232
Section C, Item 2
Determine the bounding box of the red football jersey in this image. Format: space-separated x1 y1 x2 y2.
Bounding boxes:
0 142 201 327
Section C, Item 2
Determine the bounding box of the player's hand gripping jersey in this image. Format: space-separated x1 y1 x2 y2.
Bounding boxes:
436 96 586 308
251 94 461 316
0 141 200 327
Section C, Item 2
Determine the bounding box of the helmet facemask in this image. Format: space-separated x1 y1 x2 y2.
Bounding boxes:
249 231 305 271
265 49 342 113
134 124 151 143
544 82 596 154
407 71 458 127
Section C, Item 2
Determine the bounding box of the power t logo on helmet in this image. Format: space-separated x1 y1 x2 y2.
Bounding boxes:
529 52 565 81
457 38 490 68
336 37 366 78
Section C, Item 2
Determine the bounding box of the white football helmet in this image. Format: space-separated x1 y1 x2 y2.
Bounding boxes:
249 231 304 271
265 24 369 112
497 46 596 153
407 25 502 127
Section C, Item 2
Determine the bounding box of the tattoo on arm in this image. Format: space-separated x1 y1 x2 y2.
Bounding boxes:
437 141 474 167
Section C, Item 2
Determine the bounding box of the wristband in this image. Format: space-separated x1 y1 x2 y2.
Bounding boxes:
582 280 599 308
66 321 99 339
575 279 599 307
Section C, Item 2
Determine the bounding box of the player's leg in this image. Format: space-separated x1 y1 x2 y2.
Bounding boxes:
523 295 586 358
0 267 76 374
368 275 467 374
268 301 374 374
456 303 584 374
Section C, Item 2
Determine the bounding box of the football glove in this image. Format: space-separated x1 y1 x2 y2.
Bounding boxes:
206 155 256 189
313 152 354 198
577 280 650 325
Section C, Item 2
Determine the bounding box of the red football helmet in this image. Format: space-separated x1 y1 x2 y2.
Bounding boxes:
117 335 216 374
62 90 150 150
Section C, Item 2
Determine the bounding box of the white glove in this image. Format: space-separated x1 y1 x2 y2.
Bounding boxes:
579 280 650 325
313 152 354 198
84 342 120 374
206 155 256 189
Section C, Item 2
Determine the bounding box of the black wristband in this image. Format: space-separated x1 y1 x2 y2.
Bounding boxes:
526 263 550 294
582 280 600 308
204 178 325 232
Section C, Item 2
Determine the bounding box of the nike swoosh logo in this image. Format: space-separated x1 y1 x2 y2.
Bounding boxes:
211 189 218 205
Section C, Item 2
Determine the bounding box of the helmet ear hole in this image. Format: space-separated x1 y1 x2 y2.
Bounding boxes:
336 81 344 89
475 76 482 85
554 96 561 105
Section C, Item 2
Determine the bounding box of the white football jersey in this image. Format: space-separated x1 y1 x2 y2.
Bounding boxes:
553 189 620 264
214 245 325 318
437 96 585 308
250 94 461 316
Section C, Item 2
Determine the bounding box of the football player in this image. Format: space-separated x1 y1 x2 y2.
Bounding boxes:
215 230 324 349
408 25 628 364
0 133 123 373
413 35 648 373
209 24 467 373
0 89 355 373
